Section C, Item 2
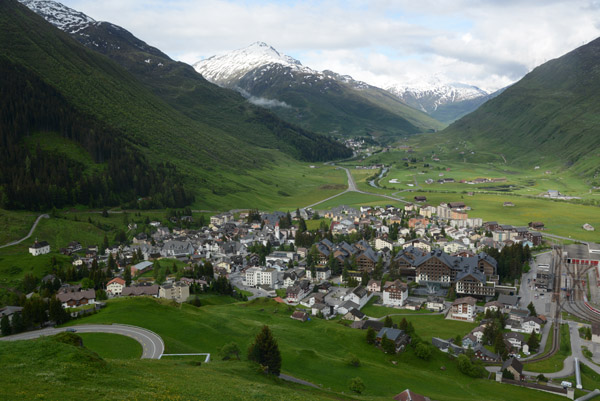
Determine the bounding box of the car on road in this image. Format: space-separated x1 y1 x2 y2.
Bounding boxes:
66 328 77 332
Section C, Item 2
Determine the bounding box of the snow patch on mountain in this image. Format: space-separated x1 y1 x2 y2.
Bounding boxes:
386 77 488 113
194 42 315 84
19 0 95 33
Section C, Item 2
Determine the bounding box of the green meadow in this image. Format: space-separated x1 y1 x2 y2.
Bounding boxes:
77 332 142 360
52 296 568 401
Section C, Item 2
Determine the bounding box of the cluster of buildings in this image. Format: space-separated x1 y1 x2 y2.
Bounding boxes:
55 276 191 309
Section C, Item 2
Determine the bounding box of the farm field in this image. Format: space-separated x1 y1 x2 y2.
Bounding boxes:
55 296 566 401
315 192 403 211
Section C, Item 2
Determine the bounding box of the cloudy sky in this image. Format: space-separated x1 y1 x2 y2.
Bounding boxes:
60 0 600 92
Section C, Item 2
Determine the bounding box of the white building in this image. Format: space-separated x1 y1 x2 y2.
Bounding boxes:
106 277 126 296
375 238 394 251
159 282 190 303
450 296 476 321
381 280 408 307
29 240 50 256
245 267 277 287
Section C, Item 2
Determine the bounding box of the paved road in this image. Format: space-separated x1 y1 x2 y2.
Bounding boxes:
542 232 589 245
279 373 320 388
306 167 410 209
0 214 49 249
0 324 164 359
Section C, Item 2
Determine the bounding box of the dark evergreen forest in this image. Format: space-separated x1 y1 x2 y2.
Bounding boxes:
0 57 193 210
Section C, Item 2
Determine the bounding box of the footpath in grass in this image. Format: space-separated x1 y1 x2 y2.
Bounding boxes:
62 296 565 401
77 332 142 360
525 324 571 373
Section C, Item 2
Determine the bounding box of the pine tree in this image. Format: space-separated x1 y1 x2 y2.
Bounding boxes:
527 332 540 351
527 301 537 317
48 297 69 324
366 327 376 344
384 315 393 328
124 266 132 286
248 325 282 375
1 315 11 336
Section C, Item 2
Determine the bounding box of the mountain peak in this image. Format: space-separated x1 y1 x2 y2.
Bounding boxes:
19 0 95 33
194 42 309 84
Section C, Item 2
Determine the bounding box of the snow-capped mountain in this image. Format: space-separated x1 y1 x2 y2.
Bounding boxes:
193 42 443 137
19 0 94 33
194 42 313 85
194 42 375 91
386 78 489 114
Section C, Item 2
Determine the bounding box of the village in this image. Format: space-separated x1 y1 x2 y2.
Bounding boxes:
3 196 600 399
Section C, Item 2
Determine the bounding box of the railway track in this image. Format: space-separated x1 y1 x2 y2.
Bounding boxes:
523 247 563 365
563 257 600 323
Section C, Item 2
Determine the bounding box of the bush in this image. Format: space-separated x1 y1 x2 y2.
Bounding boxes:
349 377 365 394
537 374 548 382
457 354 485 378
415 343 432 360
219 342 241 361
347 354 361 367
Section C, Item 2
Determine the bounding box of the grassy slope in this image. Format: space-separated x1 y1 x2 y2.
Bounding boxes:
58 297 564 401
0 1 350 211
438 37 600 179
0 336 350 401
524 324 571 373
77 333 142 360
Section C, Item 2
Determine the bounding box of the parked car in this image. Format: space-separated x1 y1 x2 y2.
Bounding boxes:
66 328 77 333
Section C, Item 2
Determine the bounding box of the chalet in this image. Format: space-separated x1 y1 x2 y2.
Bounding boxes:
287 280 310 303
106 277 126 296
343 308 365 321
414 196 427 203
57 289 96 308
350 320 384 331
122 284 159 298
344 285 371 309
382 280 408 307
473 344 500 362
484 300 503 313
366 279 381 293
376 327 410 352
502 357 523 380
426 296 445 312
503 332 525 351
449 297 476 321
528 221 545 230
356 248 378 272
29 240 50 256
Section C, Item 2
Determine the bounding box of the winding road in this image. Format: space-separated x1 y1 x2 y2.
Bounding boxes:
0 214 49 249
0 324 164 359
306 166 410 209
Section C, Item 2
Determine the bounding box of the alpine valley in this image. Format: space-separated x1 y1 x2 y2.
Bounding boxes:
2 1 600 401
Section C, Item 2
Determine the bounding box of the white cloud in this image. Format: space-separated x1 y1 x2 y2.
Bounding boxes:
60 0 600 92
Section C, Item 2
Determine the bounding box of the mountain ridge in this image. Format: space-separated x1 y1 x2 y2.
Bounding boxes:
439 36 600 180
194 42 445 140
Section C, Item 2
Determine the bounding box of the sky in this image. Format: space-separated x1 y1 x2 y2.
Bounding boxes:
59 0 600 92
